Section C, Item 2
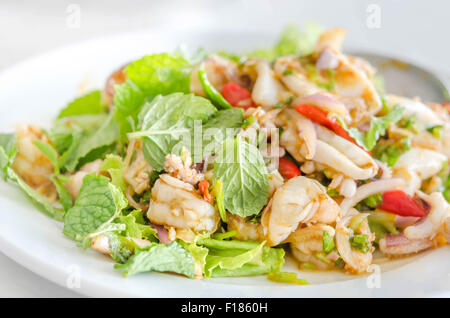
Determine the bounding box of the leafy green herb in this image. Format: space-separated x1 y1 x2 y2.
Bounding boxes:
341 105 405 151
130 93 217 170
115 241 196 278
322 231 335 253
63 174 127 241
58 90 105 118
282 69 293 75
267 272 309 285
113 53 191 137
213 138 269 217
32 140 59 174
49 113 120 172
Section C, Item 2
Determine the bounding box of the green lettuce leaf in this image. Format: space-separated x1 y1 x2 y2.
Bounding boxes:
0 133 17 179
130 93 217 170
196 238 285 278
114 241 196 278
248 23 324 61
100 154 126 191
213 138 269 217
57 90 105 118
0 133 64 220
63 174 127 241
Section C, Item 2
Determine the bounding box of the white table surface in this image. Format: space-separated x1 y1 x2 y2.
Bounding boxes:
0 0 449 297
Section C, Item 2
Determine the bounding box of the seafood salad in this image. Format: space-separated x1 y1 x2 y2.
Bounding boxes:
1 24 449 283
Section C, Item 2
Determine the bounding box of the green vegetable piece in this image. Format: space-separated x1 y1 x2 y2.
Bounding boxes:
63 174 127 241
363 193 383 208
322 231 335 253
198 66 232 110
58 90 105 118
212 180 227 222
213 138 269 217
0 133 17 180
267 272 309 285
211 230 237 240
100 154 126 191
427 125 443 138
115 241 196 278
350 234 370 253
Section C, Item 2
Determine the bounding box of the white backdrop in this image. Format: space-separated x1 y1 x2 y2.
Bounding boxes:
0 0 449 297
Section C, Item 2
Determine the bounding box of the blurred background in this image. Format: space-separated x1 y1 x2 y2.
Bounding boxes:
0 0 449 297
1 0 449 73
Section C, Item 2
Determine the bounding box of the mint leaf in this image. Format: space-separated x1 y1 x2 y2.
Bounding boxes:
115 241 196 278
338 105 405 151
50 113 120 172
125 53 190 97
58 90 105 118
202 108 243 158
213 138 269 217
63 174 126 240
130 93 217 170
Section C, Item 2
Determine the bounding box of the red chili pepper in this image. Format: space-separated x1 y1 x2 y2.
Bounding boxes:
278 157 301 179
221 82 255 109
295 104 371 154
378 190 427 217
198 180 212 203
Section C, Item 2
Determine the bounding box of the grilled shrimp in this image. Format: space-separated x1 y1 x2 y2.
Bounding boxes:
12 124 56 200
147 174 219 234
261 176 340 246
288 224 337 270
190 55 240 96
393 148 446 195
335 211 374 273
226 214 265 242
66 159 102 200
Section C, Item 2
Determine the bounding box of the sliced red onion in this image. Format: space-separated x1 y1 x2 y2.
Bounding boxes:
151 223 172 244
295 93 348 117
379 233 432 255
395 216 421 228
316 48 339 70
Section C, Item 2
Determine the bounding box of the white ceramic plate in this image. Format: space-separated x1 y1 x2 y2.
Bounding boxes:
0 27 449 298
